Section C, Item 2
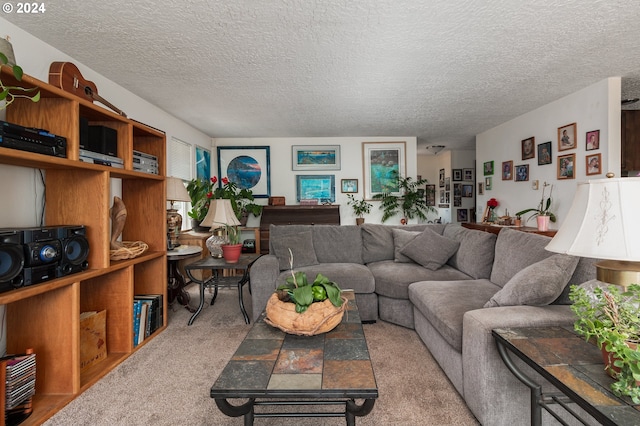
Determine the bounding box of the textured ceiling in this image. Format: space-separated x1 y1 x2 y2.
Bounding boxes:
5 0 640 152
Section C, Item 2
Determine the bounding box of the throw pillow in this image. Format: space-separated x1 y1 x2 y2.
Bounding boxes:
271 231 319 270
392 228 421 263
400 228 460 270
484 253 580 307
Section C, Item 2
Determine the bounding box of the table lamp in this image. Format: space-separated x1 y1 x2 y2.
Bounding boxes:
545 175 640 288
200 199 241 258
166 176 191 248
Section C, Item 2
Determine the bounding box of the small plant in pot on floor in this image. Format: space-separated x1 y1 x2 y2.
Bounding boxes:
569 283 640 403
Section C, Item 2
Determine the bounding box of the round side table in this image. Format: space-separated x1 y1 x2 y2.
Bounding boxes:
167 245 203 310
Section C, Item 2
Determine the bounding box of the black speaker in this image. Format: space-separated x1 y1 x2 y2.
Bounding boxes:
0 230 25 292
56 226 89 277
79 116 89 150
88 125 117 157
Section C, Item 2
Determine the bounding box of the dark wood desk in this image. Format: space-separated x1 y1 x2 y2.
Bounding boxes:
493 327 640 425
463 222 557 237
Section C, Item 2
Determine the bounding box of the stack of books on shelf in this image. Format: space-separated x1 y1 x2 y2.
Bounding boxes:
133 294 163 347
1 350 36 425
79 149 124 168
133 150 159 175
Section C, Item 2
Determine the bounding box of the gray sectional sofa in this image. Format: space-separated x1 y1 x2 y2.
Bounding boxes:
249 223 597 425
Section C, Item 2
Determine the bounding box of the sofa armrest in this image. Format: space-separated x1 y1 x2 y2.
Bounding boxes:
462 305 575 426
249 255 281 322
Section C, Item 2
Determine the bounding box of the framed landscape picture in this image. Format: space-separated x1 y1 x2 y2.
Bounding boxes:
296 175 335 202
362 141 406 199
341 179 358 193
558 122 577 151
292 145 341 170
217 146 271 198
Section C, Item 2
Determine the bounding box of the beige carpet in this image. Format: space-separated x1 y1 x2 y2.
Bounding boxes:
44 285 479 425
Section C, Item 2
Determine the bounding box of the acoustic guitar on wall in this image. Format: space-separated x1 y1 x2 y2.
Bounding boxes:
48 61 127 117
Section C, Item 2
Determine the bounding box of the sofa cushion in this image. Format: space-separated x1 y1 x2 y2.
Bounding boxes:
370 260 472 300
552 256 599 305
312 225 363 264
409 279 500 352
276 263 375 294
271 230 318 270
443 225 497 279
392 228 422 263
484 254 580 307
400 228 460 270
489 228 554 288
361 223 445 264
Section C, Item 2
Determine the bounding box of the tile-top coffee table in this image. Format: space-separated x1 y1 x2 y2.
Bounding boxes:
210 290 378 425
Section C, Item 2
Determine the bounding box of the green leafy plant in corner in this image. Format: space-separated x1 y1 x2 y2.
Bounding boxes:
276 249 343 313
0 52 40 110
372 170 435 222
569 283 640 403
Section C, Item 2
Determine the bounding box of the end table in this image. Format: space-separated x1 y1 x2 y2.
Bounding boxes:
167 245 202 310
185 253 262 325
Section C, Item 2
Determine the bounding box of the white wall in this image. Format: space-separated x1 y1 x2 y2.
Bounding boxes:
475 78 621 229
0 18 212 227
213 136 422 225
417 149 476 224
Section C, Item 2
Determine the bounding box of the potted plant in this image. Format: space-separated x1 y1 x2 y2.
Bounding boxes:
220 224 242 263
1 38 40 110
346 194 372 225
515 182 556 231
569 283 640 403
372 171 435 223
264 249 347 335
186 176 263 230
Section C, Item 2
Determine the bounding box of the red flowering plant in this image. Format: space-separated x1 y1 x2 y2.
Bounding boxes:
186 176 262 222
487 198 499 209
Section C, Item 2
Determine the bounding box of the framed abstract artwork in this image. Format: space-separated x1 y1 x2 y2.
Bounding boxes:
296 175 335 203
195 146 211 181
217 146 271 198
292 145 341 170
362 141 406 199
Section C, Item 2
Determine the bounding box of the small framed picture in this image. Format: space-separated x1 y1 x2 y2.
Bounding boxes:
453 196 462 207
538 141 552 165
558 122 577 151
457 208 469 222
425 184 436 206
515 164 529 182
557 153 576 179
586 153 602 176
463 168 474 181
341 179 358 193
453 183 461 197
439 168 445 187
502 160 513 180
586 130 600 151
439 190 445 203
462 184 473 197
445 177 450 191
521 137 535 160
483 161 494 176
445 192 450 204
452 169 462 181
296 175 336 202
478 182 484 195
485 176 492 190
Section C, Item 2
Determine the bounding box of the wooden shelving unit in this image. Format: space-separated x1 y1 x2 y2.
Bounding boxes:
0 65 167 425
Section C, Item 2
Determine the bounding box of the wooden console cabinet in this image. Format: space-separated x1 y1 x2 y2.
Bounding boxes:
462 222 557 237
0 65 167 425
259 205 341 254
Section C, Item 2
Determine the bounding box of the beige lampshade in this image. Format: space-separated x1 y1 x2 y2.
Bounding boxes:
200 199 241 230
166 177 190 202
546 176 640 287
